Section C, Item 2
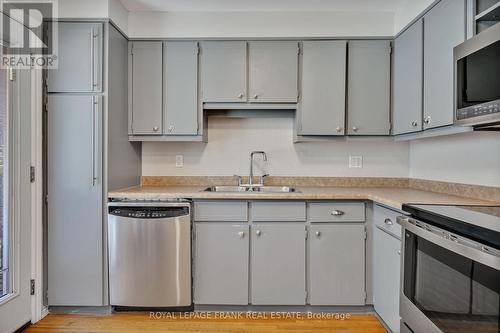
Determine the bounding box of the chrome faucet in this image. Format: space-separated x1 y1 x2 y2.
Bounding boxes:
249 151 268 188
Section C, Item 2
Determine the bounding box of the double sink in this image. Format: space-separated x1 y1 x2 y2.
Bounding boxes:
204 151 298 193
203 186 298 193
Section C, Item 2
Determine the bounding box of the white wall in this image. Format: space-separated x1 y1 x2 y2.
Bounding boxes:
58 0 109 19
394 0 436 34
127 11 395 38
143 117 410 177
109 0 129 34
410 132 500 187
58 0 129 33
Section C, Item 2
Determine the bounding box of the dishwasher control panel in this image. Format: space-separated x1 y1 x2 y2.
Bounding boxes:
109 207 189 219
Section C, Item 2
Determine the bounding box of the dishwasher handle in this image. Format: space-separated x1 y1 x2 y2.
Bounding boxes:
108 206 190 219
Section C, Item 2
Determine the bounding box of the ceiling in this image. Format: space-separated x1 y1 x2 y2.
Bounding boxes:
119 0 403 12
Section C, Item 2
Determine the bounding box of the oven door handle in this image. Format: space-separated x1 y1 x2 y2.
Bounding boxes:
398 217 500 270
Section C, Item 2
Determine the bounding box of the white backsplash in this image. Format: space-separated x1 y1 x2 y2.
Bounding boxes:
142 117 410 177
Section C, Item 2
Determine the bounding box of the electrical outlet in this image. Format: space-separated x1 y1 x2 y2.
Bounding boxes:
175 155 184 168
349 156 363 168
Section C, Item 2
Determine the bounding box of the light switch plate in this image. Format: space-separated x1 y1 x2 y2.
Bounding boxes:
349 156 363 168
175 155 184 168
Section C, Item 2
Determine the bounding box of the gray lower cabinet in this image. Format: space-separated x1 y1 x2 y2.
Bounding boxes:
423 0 466 129
308 224 366 305
129 41 163 135
299 41 347 136
373 225 401 333
373 205 402 333
393 19 424 135
163 41 199 135
200 41 248 103
47 22 102 93
47 95 103 306
347 41 391 136
194 223 249 305
248 41 299 103
251 224 306 305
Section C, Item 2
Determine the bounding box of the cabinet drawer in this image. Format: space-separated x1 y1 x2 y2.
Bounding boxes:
308 202 365 222
252 201 306 222
194 201 248 221
373 205 403 239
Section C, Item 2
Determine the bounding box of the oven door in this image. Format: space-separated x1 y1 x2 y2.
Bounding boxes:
398 217 500 333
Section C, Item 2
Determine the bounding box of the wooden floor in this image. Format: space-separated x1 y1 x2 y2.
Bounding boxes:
22 312 387 333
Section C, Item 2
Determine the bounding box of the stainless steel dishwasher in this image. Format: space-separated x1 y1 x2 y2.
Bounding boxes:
108 201 192 308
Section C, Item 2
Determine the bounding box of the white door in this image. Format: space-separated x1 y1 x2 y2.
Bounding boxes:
0 68 33 332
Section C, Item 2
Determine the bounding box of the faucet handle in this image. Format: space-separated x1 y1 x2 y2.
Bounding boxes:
233 175 243 186
260 174 270 185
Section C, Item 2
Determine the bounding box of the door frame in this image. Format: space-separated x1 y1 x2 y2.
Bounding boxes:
30 67 47 323
0 65 43 331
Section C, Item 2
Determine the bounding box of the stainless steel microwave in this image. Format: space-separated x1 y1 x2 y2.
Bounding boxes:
454 23 500 129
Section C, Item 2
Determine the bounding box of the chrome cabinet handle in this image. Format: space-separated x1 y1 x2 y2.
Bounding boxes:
91 97 98 186
315 231 321 238
424 116 431 124
238 231 245 238
238 93 244 99
153 126 159 132
253 94 259 99
384 218 393 226
335 126 343 133
411 121 418 127
397 250 401 256
91 27 98 91
90 27 95 91
255 230 262 237
352 126 358 132
331 210 345 216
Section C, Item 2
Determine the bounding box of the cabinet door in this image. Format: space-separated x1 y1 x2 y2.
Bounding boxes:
393 20 424 135
48 22 102 93
309 224 366 305
47 95 103 305
251 224 306 305
194 224 249 305
249 41 299 103
299 41 346 135
129 42 163 135
423 0 466 129
200 41 247 102
347 41 391 135
163 42 199 135
373 226 401 333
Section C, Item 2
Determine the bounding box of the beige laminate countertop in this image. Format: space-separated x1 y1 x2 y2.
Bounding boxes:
108 186 498 210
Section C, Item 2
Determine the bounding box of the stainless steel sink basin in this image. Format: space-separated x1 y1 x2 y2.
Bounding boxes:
203 186 250 192
202 186 298 193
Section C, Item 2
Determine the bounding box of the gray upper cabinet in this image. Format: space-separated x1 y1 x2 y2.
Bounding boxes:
423 0 466 129
201 41 247 103
393 19 424 135
129 42 163 135
248 41 299 103
251 224 306 305
194 223 249 305
309 224 366 305
299 41 347 136
163 42 199 135
347 41 391 135
48 22 102 93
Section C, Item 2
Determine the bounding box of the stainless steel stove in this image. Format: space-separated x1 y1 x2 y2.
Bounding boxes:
397 204 500 333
